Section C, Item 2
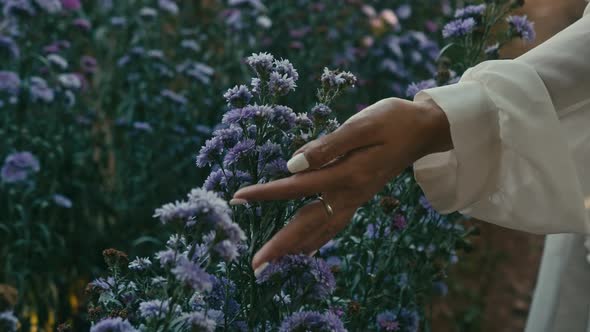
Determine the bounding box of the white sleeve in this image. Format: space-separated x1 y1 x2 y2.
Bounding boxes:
412 4 590 234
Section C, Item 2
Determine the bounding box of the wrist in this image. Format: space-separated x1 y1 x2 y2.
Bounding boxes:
414 99 453 158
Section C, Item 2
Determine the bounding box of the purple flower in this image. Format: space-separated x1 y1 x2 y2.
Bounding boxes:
223 139 256 167
177 61 214 84
133 122 153 132
0 311 18 332
279 311 345 332
507 15 535 42
223 85 253 108
399 308 420 332
246 52 274 74
80 55 98 73
28 76 53 103
155 249 184 266
273 59 299 81
182 311 217 332
454 4 486 18
213 126 243 147
222 104 271 125
73 18 91 30
396 4 411 19
35 0 62 13
60 0 80 11
320 68 357 89
90 277 114 291
158 0 178 15
213 239 239 261
196 136 224 167
0 36 19 58
1 151 40 183
268 72 296 96
139 299 176 319
52 194 72 208
203 169 252 192
405 79 436 98
90 317 137 332
310 103 332 121
128 257 152 271
180 39 200 52
257 254 336 301
3 0 36 17
171 257 212 291
57 73 81 89
0 71 20 95
392 214 407 231
442 18 476 38
110 16 127 26
161 89 187 105
376 311 400 331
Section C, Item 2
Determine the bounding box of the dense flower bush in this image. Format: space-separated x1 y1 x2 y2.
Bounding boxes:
0 0 534 330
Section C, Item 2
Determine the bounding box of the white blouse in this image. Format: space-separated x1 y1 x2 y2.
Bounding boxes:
414 3 590 331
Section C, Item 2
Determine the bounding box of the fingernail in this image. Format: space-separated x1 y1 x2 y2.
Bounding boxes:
229 198 248 206
287 153 309 173
254 262 269 278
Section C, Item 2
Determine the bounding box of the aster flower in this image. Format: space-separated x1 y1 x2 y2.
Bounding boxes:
223 85 253 108
155 249 184 266
61 0 80 11
246 52 274 75
273 59 299 81
405 79 436 98
158 0 178 15
310 103 332 121
399 308 420 332
80 55 98 73
1 151 40 183
132 122 153 133
90 317 137 332
29 77 54 103
0 36 19 58
57 73 81 89
279 311 345 332
507 15 535 42
171 257 212 291
213 126 244 147
161 89 188 105
268 72 297 96
139 299 179 319
203 169 252 192
182 311 217 332
0 71 20 95
212 239 240 261
35 0 62 13
52 194 72 208
376 311 400 331
73 18 91 30
89 277 114 291
221 107 256 126
269 105 297 130
153 200 199 224
320 68 357 90
442 18 476 38
196 136 224 167
3 0 36 17
139 7 158 19
223 139 256 167
180 39 200 52
454 4 486 18
206 276 240 315
128 257 152 271
257 254 336 301
0 311 18 332
485 42 500 58
166 234 187 250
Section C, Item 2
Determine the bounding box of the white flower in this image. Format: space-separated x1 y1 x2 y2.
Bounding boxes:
58 74 81 89
47 54 68 70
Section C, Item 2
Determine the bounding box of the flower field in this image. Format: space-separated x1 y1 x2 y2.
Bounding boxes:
0 0 534 331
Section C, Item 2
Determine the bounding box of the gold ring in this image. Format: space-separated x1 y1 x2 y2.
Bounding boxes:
317 195 334 217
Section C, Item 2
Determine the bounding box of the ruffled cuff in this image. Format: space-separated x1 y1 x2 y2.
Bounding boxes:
413 81 500 214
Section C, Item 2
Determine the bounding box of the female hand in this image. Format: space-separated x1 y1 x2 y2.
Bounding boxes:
230 97 452 275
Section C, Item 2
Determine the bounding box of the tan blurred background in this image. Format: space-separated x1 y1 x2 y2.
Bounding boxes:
433 1 588 331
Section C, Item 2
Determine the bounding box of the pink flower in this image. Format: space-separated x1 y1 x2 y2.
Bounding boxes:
61 0 80 11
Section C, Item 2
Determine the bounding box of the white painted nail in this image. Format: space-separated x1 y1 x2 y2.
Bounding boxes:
229 198 248 206
254 262 269 278
287 153 310 173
